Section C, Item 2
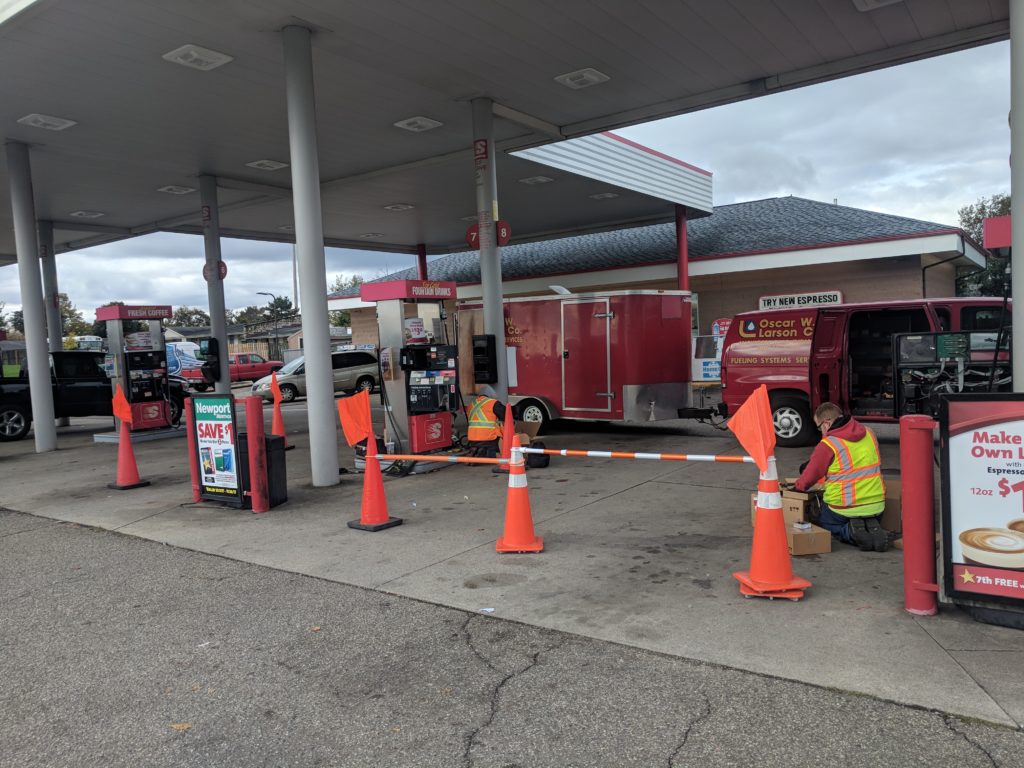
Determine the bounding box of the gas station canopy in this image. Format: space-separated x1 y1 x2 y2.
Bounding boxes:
0 0 1009 265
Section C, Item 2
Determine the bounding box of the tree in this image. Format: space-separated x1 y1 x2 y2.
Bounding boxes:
234 305 266 326
265 295 294 318
9 309 23 334
328 273 364 327
958 193 1011 297
58 293 90 336
171 306 211 327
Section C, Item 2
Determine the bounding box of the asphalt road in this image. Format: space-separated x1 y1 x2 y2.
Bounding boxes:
2 509 1022 768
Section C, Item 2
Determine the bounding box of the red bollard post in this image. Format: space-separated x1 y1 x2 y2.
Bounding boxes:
900 415 939 616
245 396 270 514
184 397 201 502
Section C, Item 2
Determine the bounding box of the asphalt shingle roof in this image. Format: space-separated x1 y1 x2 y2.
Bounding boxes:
328 196 957 297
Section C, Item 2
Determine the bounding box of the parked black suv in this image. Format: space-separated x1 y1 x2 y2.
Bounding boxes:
0 351 186 441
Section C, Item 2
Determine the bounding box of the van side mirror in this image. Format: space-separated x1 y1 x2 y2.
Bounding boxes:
200 338 221 383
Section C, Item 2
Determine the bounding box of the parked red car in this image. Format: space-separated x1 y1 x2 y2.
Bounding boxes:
182 352 283 391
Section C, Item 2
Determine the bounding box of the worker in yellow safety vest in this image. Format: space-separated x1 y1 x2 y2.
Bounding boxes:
794 402 890 552
466 385 506 458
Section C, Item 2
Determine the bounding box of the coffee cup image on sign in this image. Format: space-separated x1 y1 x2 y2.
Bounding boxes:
1009 518 1024 535
959 528 1024 570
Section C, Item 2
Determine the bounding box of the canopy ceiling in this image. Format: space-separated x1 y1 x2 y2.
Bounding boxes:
0 0 1009 266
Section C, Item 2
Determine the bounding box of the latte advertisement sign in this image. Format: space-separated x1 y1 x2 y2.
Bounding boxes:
942 395 1024 606
190 394 243 507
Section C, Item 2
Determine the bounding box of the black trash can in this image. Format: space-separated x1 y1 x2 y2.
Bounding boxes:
237 433 288 509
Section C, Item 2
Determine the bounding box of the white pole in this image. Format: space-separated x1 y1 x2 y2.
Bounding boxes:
38 221 69 427
1012 0 1024 389
282 24 339 487
471 97 509 400
200 174 232 394
5 141 56 451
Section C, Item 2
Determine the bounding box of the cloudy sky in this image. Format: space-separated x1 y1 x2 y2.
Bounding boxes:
0 40 1011 322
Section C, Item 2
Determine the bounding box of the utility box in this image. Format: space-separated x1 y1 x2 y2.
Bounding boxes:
472 334 498 383
238 433 288 509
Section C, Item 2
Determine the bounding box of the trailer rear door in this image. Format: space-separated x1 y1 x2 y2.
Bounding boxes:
562 298 612 413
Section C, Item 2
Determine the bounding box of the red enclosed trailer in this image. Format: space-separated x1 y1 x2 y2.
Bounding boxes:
458 290 702 429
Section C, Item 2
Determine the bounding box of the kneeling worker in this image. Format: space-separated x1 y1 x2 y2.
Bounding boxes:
794 402 889 552
467 384 506 458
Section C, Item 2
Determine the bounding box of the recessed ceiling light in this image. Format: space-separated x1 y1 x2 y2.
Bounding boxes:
358 232 385 238
383 203 415 212
554 67 611 90
459 215 479 222
162 44 234 71
852 0 903 11
157 185 196 195
17 113 77 131
245 159 289 171
69 210 105 218
393 116 443 132
589 192 619 200
517 175 554 185
278 225 294 232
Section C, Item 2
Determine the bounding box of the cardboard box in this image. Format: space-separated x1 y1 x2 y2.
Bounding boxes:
751 493 807 527
786 523 832 555
881 476 902 533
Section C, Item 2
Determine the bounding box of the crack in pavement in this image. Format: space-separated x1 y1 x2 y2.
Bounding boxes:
943 713 999 767
461 617 568 768
460 614 499 674
668 692 712 767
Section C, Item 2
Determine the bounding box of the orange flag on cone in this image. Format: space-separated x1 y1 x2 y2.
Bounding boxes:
337 388 372 447
112 384 133 425
727 384 774 472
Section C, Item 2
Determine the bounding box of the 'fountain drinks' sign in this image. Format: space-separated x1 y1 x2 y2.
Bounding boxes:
191 394 242 507
942 396 1024 605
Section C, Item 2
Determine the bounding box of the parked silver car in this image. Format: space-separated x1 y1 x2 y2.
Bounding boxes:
252 350 378 402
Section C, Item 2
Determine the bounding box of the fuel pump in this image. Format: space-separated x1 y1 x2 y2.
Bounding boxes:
360 280 460 459
96 304 175 430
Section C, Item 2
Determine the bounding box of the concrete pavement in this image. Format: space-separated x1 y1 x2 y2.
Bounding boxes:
3 509 1024 767
2 398 1023 730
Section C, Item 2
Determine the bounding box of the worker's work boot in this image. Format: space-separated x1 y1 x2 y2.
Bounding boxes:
848 518 875 551
865 517 890 553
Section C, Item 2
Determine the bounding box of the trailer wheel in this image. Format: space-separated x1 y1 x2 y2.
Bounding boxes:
0 404 31 441
193 383 210 392
770 396 815 447
515 399 549 435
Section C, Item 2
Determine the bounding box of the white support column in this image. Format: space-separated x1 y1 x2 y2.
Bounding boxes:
1013 0 1024 389
5 141 56 451
39 221 69 427
282 24 339 487
472 97 509 401
38 221 62 352
199 174 232 394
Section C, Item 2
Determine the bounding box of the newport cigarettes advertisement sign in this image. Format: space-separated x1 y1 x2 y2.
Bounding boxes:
191 394 243 507
941 395 1024 607
759 291 842 310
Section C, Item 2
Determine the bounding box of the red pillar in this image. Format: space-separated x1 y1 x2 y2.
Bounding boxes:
184 397 201 502
674 204 689 291
900 415 939 615
416 243 428 280
245 396 270 513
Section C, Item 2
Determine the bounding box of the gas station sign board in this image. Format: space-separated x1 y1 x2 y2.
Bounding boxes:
191 394 243 507
941 394 1024 608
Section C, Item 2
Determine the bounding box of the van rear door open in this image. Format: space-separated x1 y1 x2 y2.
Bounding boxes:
809 309 844 411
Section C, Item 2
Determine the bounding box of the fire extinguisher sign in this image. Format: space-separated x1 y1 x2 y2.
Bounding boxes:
191 394 243 507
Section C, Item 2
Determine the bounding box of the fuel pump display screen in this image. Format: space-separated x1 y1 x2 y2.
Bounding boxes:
408 369 458 413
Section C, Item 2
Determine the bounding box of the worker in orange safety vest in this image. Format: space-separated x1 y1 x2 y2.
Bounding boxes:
466 384 507 458
794 401 890 552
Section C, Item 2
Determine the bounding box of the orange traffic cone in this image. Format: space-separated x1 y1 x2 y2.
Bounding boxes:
348 437 402 532
496 436 543 553
108 421 150 490
493 412 515 474
733 456 811 600
270 372 294 451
